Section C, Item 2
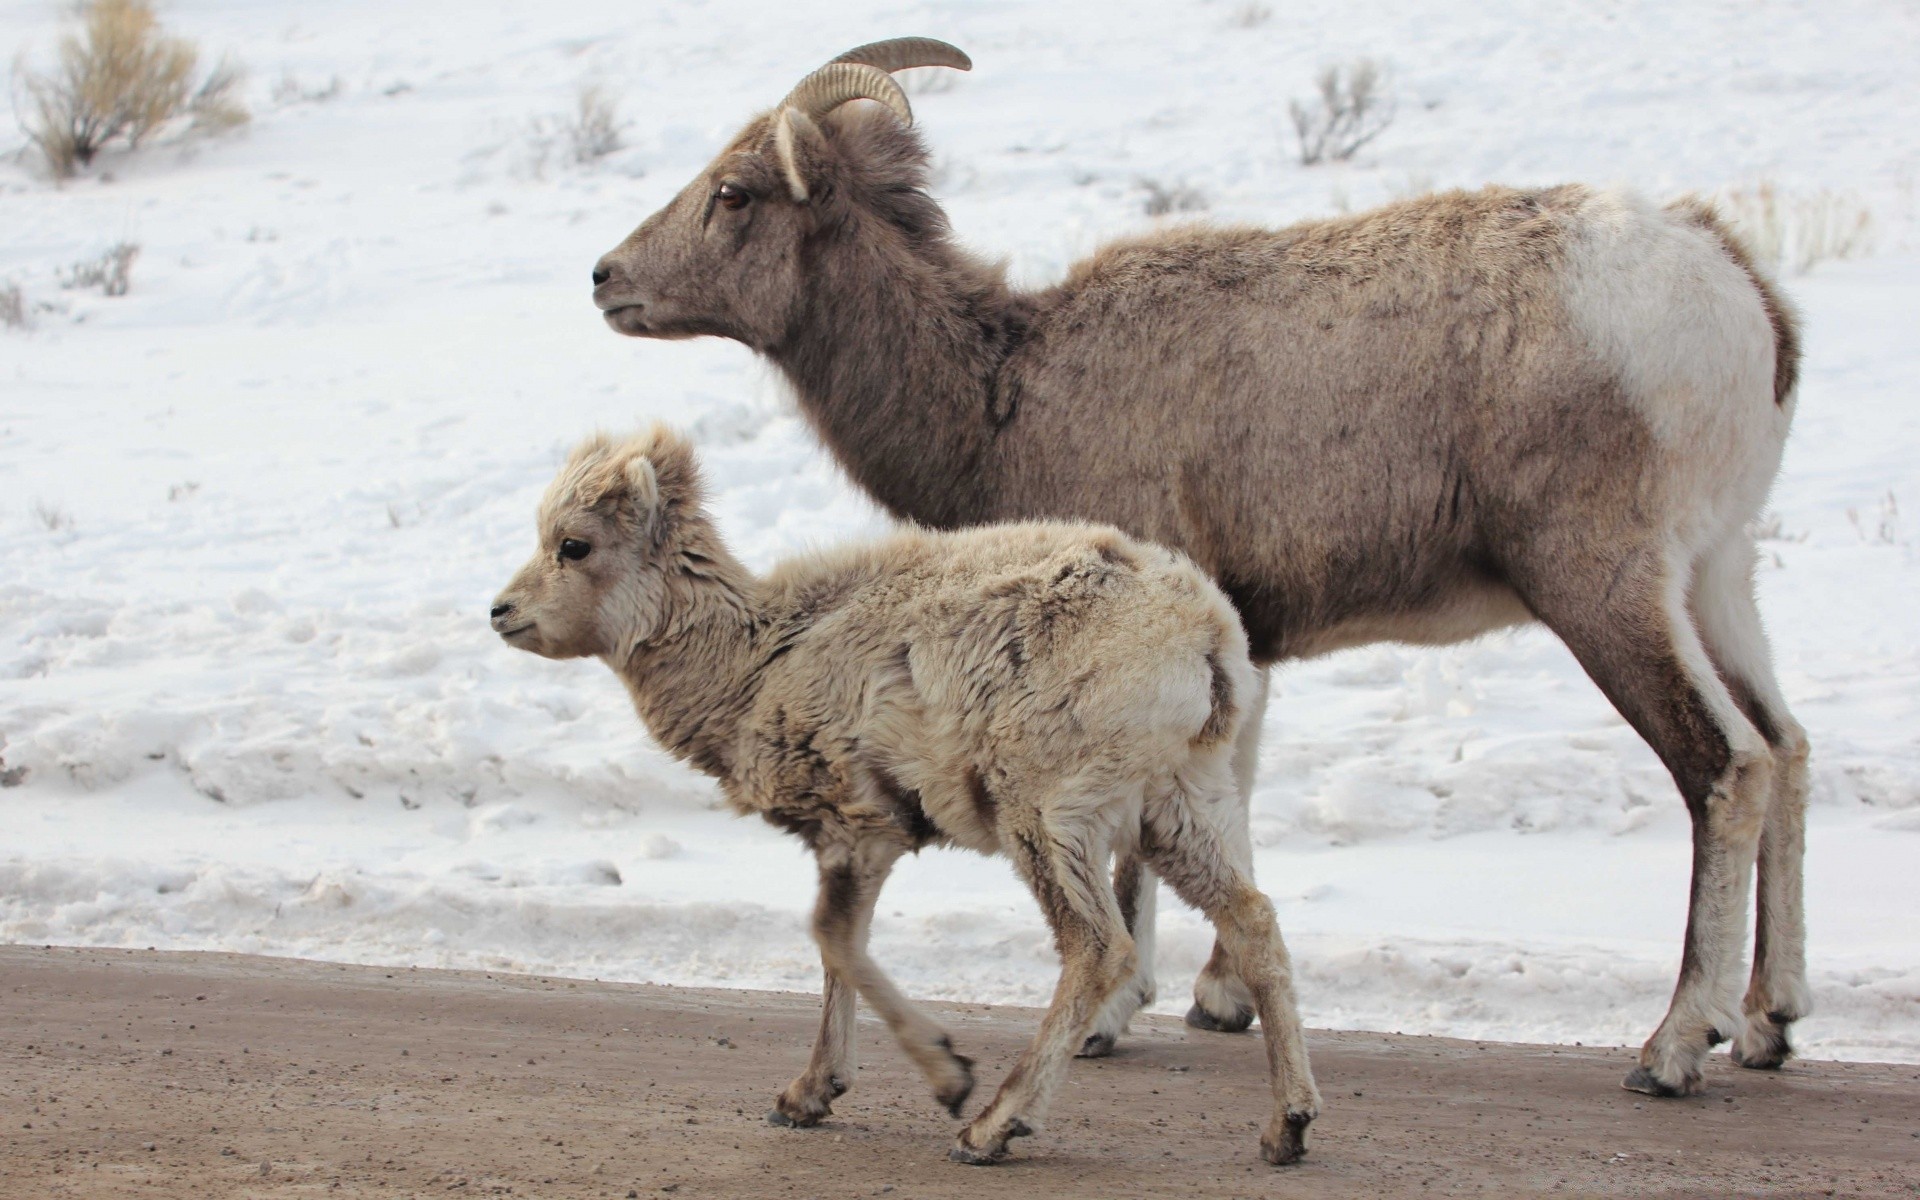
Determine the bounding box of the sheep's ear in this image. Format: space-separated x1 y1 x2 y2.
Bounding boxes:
624 455 660 513
772 107 825 203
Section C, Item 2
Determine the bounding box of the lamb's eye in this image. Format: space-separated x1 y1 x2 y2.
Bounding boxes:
558 539 591 561
716 182 749 211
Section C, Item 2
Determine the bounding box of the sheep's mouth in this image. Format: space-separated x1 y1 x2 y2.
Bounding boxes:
602 306 649 336
498 624 535 641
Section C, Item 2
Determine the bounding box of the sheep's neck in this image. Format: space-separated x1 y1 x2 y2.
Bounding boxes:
613 583 762 781
771 234 1027 528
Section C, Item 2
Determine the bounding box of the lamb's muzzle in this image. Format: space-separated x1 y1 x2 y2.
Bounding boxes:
493 425 1320 1166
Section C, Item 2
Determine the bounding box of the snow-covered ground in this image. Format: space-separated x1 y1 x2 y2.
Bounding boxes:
3 0 1917 1063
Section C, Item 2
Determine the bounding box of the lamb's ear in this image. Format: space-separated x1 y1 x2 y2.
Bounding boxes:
772 107 825 203
623 455 660 514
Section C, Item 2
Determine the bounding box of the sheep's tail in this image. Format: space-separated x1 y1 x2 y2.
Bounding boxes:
1666 195 1802 409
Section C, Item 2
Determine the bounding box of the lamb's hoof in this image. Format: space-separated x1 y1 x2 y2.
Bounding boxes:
767 1104 828 1128
768 1078 841 1127
948 1142 1004 1166
1185 1001 1255 1034
934 1049 976 1117
1622 1064 1702 1098
949 1117 1031 1165
1730 1014 1795 1071
1077 1032 1118 1058
1260 1110 1313 1166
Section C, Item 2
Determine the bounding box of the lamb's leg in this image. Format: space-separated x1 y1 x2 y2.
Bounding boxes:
807 842 975 1117
1145 769 1319 1166
1078 848 1156 1057
953 822 1136 1164
1188 666 1265 1034
769 852 883 1126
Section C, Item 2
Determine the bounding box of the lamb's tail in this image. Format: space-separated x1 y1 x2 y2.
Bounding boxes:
1667 196 1802 408
1194 640 1240 748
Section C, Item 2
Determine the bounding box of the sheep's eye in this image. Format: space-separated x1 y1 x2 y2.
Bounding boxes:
558 539 591 561
716 182 749 211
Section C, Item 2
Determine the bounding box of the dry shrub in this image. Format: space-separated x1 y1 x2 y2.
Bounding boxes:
1139 178 1208 216
32 500 75 533
1229 3 1275 28
568 84 624 163
897 66 960 96
61 242 140 296
0 282 27 331
1289 59 1395 166
1717 182 1875 275
16 0 248 178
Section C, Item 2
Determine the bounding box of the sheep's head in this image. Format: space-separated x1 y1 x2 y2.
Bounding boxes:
491 426 708 661
591 38 969 351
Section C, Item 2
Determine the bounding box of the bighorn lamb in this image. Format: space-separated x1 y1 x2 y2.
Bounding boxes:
590 39 1809 1099
490 426 1321 1165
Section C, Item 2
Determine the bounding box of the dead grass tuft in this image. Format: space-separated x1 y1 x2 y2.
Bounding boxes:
1289 59 1395 166
15 0 248 178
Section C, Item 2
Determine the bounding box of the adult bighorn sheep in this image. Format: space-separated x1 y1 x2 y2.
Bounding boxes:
492 426 1320 1165
590 38 1809 1103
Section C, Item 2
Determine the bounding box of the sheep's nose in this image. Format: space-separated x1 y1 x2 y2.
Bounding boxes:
490 602 513 619
591 264 611 286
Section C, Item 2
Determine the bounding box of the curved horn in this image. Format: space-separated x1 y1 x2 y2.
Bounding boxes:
778 61 913 125
830 37 972 74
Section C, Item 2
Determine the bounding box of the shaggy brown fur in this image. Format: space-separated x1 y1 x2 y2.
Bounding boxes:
491 428 1322 1166
590 52 1812 1101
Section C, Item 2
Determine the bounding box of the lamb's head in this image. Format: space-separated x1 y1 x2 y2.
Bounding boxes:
591 38 969 350
491 426 711 661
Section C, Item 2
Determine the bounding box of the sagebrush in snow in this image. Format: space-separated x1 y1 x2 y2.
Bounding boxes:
1717 182 1875 275
61 242 140 297
0 282 28 331
567 84 624 163
1288 59 1394 165
1139 177 1208 216
14 0 248 178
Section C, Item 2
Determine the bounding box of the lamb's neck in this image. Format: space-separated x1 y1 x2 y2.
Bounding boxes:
612 582 763 781
772 241 1030 528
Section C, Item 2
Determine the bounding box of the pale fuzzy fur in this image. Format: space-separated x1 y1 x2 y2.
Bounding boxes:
491 427 1323 1166
588 52 1814 1097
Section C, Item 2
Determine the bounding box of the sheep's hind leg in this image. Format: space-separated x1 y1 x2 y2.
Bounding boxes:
1688 537 1813 1071
1518 539 1768 1097
770 852 882 1126
953 822 1136 1164
1078 849 1157 1058
1144 772 1320 1166
805 842 976 1119
1187 667 1265 1035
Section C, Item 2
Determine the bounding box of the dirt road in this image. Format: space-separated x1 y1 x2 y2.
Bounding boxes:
3 946 1916 1198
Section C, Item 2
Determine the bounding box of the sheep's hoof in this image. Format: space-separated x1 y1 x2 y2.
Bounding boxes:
1185 1001 1255 1034
947 1142 1004 1166
949 1117 1031 1165
934 1050 976 1117
1260 1110 1313 1166
767 1083 834 1127
1622 1064 1702 1098
1077 1032 1118 1058
1730 1013 1795 1071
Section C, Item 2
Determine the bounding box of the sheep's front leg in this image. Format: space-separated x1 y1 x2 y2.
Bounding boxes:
807 842 976 1118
